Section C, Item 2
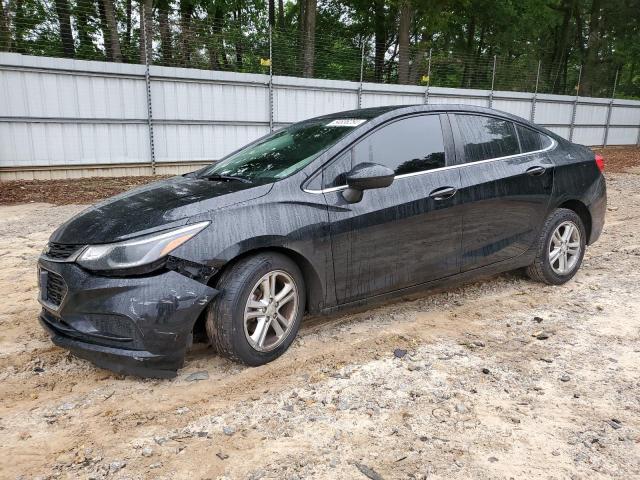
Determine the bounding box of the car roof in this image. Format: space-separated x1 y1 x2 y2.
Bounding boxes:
312 104 564 143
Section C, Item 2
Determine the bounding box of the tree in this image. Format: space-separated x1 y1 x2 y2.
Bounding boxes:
101 0 122 62
580 0 604 96
54 0 74 57
140 0 153 64
74 0 98 58
158 0 173 65
0 0 11 51
301 0 317 77
1 0 638 98
373 0 387 82
397 0 412 84
278 0 285 29
180 0 195 66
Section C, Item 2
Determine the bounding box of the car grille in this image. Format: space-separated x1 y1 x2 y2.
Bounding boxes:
44 270 67 307
46 242 83 260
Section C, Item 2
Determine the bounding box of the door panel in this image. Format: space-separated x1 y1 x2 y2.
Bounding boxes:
451 114 554 271
322 114 462 305
325 171 463 304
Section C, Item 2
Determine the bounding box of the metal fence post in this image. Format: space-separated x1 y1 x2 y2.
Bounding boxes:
569 65 582 142
488 54 496 108
602 68 618 147
141 7 156 174
424 49 432 104
357 40 364 109
530 60 541 121
268 25 274 132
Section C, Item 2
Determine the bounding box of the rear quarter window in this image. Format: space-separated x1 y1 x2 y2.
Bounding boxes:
517 124 552 153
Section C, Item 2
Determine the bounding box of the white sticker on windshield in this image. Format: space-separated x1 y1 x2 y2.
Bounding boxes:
326 119 366 127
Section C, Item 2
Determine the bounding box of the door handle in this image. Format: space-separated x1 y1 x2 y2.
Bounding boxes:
429 186 457 201
526 166 546 176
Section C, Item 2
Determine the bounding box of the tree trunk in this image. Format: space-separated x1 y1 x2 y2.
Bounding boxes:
13 0 26 52
549 0 574 92
373 0 386 82
234 2 244 68
75 0 96 56
278 0 285 29
125 0 132 55
580 0 603 96
0 0 11 51
208 3 226 69
301 0 316 77
460 16 476 88
158 0 172 65
397 0 412 84
55 0 75 57
102 0 122 62
268 0 275 26
180 0 194 66
140 0 153 64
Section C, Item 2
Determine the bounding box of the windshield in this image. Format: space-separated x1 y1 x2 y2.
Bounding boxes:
198 117 367 182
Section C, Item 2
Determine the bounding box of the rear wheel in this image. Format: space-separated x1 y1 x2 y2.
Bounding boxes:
206 252 305 365
526 208 586 285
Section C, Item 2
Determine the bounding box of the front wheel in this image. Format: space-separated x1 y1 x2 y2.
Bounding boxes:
526 208 586 285
206 252 305 366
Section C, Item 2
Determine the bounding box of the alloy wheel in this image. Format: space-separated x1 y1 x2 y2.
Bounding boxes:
243 270 299 352
548 221 581 275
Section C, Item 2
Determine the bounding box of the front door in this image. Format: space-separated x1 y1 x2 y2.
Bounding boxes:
450 114 555 271
323 114 464 305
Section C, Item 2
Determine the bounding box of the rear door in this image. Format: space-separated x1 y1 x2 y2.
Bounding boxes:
450 114 555 271
321 114 463 305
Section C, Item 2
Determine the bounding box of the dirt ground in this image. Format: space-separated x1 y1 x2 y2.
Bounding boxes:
0 146 637 206
1 150 639 480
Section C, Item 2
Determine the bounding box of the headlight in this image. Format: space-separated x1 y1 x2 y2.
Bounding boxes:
77 221 210 272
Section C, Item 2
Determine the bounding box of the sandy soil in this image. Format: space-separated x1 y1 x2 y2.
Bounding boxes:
1 171 639 479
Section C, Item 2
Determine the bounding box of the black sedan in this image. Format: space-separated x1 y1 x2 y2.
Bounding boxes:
37 105 606 378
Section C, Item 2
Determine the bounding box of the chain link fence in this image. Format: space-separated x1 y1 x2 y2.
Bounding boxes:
0 0 631 100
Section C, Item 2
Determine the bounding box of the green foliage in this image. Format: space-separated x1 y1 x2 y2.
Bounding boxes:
0 0 638 97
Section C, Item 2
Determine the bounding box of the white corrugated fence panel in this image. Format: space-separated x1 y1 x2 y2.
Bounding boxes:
152 79 268 122
1 52 639 175
0 122 149 166
572 126 606 146
534 100 574 126
154 123 268 163
606 127 639 145
274 85 358 124
575 102 609 126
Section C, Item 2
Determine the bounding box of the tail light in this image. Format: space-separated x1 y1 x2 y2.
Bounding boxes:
595 154 605 173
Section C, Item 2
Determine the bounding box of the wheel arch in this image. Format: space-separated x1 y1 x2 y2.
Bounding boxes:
557 199 592 242
208 245 325 315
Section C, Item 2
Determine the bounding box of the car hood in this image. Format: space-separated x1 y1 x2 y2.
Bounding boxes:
50 176 273 244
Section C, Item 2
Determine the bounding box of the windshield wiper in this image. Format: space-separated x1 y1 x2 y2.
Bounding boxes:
201 174 252 184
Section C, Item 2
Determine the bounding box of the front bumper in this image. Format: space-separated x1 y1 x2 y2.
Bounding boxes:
37 258 218 378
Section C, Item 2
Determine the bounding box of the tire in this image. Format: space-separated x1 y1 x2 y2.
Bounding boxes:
526 208 587 285
205 252 305 366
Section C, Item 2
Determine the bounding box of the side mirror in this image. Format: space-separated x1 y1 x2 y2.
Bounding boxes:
343 162 395 203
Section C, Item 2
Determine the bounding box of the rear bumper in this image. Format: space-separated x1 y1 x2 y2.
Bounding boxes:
587 174 607 245
37 258 218 378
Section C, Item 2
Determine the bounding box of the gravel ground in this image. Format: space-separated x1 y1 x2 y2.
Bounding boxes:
1 164 639 479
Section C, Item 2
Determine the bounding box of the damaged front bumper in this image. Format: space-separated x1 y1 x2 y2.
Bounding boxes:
37 258 218 378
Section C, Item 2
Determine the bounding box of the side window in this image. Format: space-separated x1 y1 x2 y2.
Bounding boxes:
516 124 551 153
323 151 352 188
455 115 520 162
352 115 446 175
